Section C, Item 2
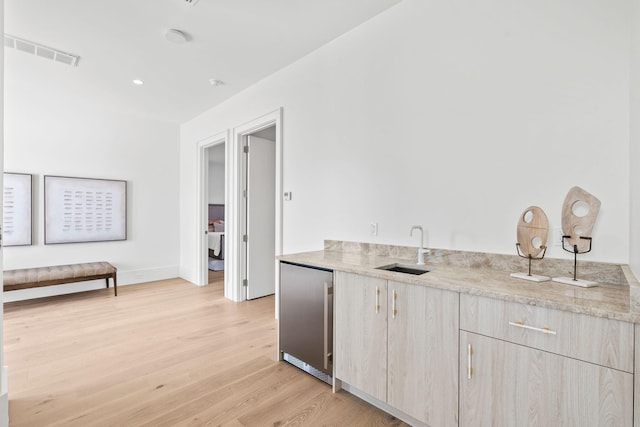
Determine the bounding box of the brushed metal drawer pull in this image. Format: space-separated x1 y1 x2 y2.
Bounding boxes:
375 286 380 314
392 289 397 319
467 343 473 379
508 321 557 335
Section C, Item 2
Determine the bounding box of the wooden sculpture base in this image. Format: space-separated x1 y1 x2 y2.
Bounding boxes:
552 276 598 288
510 272 550 282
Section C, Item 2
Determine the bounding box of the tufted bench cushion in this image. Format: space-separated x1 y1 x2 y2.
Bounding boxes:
4 262 117 296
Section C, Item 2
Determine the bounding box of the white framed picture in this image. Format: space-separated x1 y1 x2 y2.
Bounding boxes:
44 175 127 244
3 173 33 246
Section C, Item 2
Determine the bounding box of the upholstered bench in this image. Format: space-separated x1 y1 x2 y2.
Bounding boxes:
3 262 117 296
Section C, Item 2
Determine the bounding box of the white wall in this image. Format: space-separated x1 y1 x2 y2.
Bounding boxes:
631 0 640 277
4 49 180 300
180 0 631 283
0 1 8 424
208 144 225 205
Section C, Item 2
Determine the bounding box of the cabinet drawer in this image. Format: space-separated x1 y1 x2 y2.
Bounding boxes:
460 294 634 372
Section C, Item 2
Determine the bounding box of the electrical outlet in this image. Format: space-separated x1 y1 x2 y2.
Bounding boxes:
553 226 563 247
370 222 378 236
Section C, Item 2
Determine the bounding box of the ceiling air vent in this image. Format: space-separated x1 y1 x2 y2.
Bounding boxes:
4 34 80 67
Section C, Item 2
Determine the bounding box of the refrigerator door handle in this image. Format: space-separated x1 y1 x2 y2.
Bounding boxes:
323 281 333 371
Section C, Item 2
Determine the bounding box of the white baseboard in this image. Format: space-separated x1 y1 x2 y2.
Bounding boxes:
179 266 197 286
3 265 180 302
0 366 7 427
117 265 180 285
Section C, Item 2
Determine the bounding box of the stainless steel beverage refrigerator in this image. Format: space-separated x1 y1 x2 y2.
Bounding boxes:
279 261 333 384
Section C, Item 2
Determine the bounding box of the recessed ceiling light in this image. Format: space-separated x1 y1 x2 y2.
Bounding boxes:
165 29 188 44
209 79 225 87
132 79 144 85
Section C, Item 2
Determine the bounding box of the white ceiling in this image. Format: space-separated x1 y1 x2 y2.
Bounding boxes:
5 0 401 124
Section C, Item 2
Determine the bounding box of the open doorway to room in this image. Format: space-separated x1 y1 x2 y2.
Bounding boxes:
206 143 226 288
196 131 228 289
225 109 282 303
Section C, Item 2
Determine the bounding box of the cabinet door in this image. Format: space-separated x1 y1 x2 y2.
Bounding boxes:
460 331 633 427
334 271 387 402
387 281 459 427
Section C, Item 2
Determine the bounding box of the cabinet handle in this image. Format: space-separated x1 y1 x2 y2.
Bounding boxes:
323 281 333 370
508 321 557 335
467 343 472 379
392 289 397 319
375 286 380 313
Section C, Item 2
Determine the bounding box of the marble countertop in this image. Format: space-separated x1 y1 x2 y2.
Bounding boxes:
279 250 639 323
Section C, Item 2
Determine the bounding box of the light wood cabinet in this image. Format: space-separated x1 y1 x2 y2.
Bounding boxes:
460 331 633 427
334 272 458 426
334 270 635 426
334 271 387 402
387 280 458 426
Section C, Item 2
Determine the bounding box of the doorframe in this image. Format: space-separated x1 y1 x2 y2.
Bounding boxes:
229 108 283 302
196 130 229 289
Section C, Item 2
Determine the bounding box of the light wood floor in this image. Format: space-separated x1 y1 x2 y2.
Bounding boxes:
4 271 407 426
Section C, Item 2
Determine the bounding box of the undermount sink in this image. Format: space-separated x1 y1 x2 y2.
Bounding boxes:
376 263 430 275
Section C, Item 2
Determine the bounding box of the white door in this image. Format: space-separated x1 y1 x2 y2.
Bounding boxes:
245 134 276 299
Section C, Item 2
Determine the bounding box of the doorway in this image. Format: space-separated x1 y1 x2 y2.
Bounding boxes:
197 110 282 303
226 109 283 303
206 143 226 285
196 131 228 289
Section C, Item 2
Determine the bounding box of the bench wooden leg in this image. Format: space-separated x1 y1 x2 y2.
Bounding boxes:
105 275 117 296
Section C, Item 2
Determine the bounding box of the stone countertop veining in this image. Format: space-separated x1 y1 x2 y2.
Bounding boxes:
278 250 640 324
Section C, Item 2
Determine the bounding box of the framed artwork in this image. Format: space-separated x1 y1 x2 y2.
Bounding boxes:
44 175 127 244
3 173 33 246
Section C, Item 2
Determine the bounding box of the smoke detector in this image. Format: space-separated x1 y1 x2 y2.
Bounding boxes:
4 34 80 67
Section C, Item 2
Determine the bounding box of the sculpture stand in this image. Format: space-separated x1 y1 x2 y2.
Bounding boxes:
510 243 550 282
552 236 598 288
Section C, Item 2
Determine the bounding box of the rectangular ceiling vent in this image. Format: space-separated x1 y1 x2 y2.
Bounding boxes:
4 34 80 67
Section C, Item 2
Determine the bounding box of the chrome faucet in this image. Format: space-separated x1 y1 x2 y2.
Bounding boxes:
410 225 426 265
